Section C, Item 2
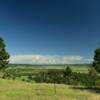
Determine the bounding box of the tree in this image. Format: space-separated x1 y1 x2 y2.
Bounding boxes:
93 48 100 72
88 68 97 87
88 68 97 78
0 37 9 70
63 66 72 77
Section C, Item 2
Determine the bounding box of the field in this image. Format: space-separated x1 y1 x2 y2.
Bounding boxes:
5 64 91 82
7 64 91 75
0 79 100 100
1 64 100 100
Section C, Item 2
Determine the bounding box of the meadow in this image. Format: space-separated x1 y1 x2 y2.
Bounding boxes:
0 79 100 100
1 64 100 100
7 64 90 75
4 64 92 83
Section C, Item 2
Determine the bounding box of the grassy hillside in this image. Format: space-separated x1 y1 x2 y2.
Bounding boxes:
0 79 100 100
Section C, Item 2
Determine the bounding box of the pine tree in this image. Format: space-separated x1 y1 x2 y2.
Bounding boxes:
0 37 9 70
93 48 100 72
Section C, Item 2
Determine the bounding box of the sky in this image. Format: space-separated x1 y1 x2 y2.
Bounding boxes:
0 0 100 64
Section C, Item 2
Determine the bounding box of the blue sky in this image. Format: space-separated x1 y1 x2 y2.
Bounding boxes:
0 0 100 64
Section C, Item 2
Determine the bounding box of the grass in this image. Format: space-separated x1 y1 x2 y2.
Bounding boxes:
7 64 90 76
71 66 89 73
0 79 100 100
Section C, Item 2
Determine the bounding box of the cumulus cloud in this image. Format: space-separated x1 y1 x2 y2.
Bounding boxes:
9 54 92 64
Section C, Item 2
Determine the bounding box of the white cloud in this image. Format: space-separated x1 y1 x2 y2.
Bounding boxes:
9 54 92 64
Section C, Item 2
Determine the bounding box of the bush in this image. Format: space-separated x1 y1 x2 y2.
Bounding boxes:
95 80 100 87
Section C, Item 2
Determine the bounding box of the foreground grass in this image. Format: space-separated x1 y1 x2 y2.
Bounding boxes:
0 79 100 100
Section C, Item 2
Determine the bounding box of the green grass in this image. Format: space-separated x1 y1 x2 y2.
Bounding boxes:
7 64 90 76
0 79 99 100
71 66 89 73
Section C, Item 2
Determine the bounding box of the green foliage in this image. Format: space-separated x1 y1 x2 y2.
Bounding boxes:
3 69 20 80
3 65 100 88
64 66 72 77
0 37 9 70
95 80 100 87
87 68 97 87
88 68 97 78
93 48 100 72
4 65 100 87
33 68 100 87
